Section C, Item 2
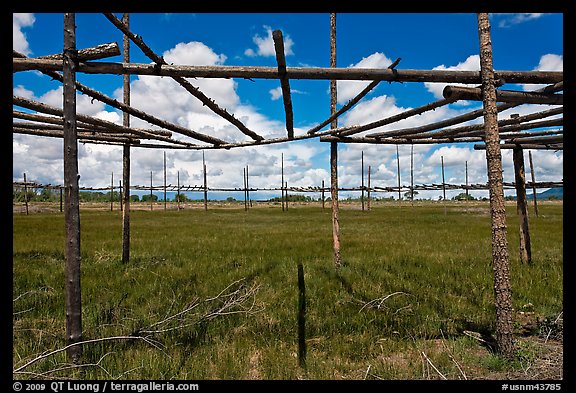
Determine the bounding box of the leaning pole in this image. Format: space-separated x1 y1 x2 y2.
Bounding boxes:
477 12 515 358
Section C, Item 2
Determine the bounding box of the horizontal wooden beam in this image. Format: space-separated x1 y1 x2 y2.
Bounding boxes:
474 143 562 150
13 58 563 84
14 42 120 62
443 85 563 105
13 95 224 146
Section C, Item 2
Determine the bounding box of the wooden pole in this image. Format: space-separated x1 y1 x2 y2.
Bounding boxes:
150 171 153 211
285 181 289 210
528 151 539 217
441 155 446 215
163 151 167 211
243 167 248 212
465 161 469 201
361 151 365 211
203 151 208 211
23 173 29 215
110 172 114 211
513 148 532 264
62 12 82 364
297 262 307 369
478 12 514 358
119 180 123 212
396 145 401 206
281 153 285 211
367 165 371 211
121 13 131 264
272 30 294 139
329 13 342 271
321 180 325 210
410 144 414 207
177 171 180 211
246 165 251 208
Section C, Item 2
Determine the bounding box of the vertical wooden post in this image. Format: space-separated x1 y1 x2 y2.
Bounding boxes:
285 181 289 210
321 180 325 210
62 12 82 364
478 12 514 358
243 167 248 211
246 165 251 208
177 170 181 211
441 155 446 215
281 153 285 211
465 160 469 201
528 151 539 217
329 13 342 271
297 262 307 369
410 144 414 207
396 145 401 206
203 151 208 211
361 150 365 211
150 171 153 211
110 172 114 211
513 147 532 264
119 180 123 212
23 173 29 215
367 165 371 211
163 151 167 211
121 13 131 264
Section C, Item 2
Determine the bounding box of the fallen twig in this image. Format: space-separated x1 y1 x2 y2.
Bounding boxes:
421 351 447 380
358 291 409 313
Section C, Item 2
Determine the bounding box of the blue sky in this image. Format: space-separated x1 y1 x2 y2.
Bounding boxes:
13 13 563 200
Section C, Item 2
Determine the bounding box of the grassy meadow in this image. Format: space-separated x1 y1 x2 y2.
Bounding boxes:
12 201 563 380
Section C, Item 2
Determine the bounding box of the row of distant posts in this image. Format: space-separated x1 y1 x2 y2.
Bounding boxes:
17 148 541 215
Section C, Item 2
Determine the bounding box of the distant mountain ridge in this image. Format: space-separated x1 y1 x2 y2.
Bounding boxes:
526 187 563 200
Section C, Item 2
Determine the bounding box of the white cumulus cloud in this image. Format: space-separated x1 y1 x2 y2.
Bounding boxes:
244 25 294 57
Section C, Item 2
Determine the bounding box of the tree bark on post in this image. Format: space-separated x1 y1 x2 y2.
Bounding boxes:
121 13 131 264
62 12 82 364
329 13 342 271
477 12 515 358
513 147 532 264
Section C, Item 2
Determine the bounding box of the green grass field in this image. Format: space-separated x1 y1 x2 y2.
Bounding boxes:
12 201 563 380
